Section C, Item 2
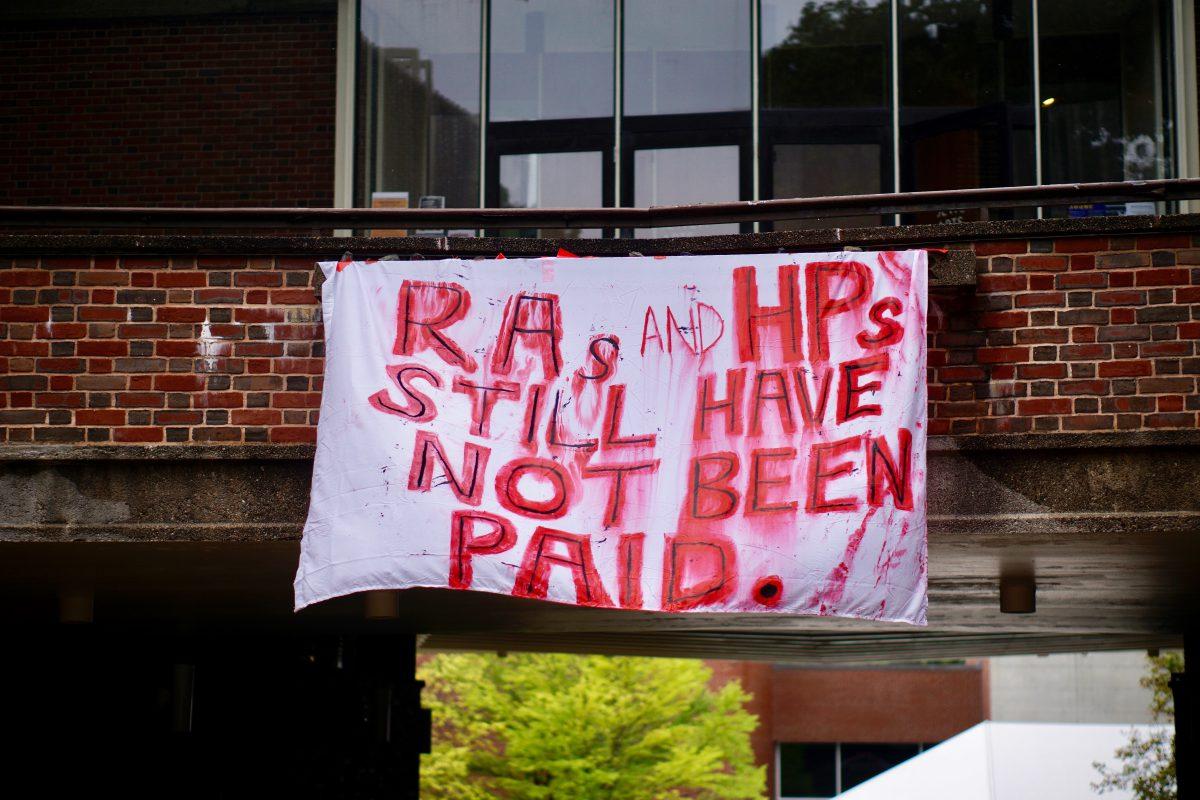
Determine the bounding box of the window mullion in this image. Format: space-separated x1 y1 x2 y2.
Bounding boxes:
1173 0 1198 213
835 742 843 795
614 0 624 209
890 0 900 224
1032 0 1044 219
478 0 490 219
751 0 761 223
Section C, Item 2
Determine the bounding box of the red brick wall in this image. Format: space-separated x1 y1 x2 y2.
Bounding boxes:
1 233 1198 444
0 13 337 207
768 665 986 743
931 235 1200 434
0 254 322 444
708 660 986 798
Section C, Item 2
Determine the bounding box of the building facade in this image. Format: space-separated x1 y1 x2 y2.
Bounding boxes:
4 0 1198 221
355 0 1192 231
712 650 1158 798
2 2 1198 798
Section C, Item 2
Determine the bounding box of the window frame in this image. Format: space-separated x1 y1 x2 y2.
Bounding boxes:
340 0 1200 222
619 110 754 223
775 741 930 799
485 117 616 211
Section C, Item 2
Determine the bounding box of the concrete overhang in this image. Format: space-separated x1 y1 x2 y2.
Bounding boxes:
1 432 1196 663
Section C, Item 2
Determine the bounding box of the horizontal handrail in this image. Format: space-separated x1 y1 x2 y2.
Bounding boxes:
1 178 1198 230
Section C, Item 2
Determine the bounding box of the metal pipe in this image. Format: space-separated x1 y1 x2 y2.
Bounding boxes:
3 178 1200 230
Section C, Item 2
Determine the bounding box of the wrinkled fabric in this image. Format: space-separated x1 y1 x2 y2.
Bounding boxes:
296 252 927 625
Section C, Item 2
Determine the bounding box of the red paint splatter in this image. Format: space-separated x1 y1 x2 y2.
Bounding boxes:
873 522 909 589
877 251 911 285
808 507 877 614
751 575 783 607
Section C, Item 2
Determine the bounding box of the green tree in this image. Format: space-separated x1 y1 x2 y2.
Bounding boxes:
1093 651 1184 800
419 652 766 800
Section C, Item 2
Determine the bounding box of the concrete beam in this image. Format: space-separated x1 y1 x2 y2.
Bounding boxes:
0 434 1196 662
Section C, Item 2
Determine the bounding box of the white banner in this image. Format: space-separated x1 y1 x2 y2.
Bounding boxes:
296 251 927 624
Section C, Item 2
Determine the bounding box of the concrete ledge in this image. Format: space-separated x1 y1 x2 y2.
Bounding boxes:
0 443 319 461
420 630 1181 664
1 441 1198 642
3 214 1198 249
3 438 1199 539
0 235 979 287
3 430 1199 462
1 211 1199 286
1 214 1198 254
929 429 1200 451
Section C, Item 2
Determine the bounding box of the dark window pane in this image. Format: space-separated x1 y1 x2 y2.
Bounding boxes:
840 743 921 790
633 145 740 237
760 0 892 229
490 0 613 122
358 0 481 209
761 0 890 110
899 0 1035 206
1039 0 1175 216
778 743 836 798
772 143 884 227
624 0 751 116
499 151 603 239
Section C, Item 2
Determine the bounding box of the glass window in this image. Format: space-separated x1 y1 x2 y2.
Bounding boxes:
778 742 836 799
899 0 1035 220
498 151 604 239
354 0 1184 232
761 0 890 111
760 0 892 228
624 0 752 116
358 0 481 210
840 743 921 790
633 145 741 237
489 0 613 122
772 143 884 225
779 741 925 797
1039 0 1175 216
621 1 750 233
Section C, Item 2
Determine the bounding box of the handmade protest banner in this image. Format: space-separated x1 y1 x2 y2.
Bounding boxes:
295 252 927 624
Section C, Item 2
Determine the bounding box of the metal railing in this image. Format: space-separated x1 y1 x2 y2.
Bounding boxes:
1 178 1198 231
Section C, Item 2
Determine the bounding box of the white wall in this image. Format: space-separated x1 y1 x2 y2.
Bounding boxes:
988 651 1156 724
